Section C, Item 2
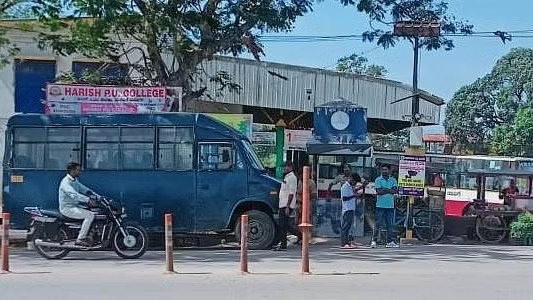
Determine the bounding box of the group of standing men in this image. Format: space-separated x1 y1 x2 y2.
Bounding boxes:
275 161 399 250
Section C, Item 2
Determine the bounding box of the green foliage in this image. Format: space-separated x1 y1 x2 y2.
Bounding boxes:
510 212 533 243
28 0 469 111
371 129 409 152
336 53 387 78
56 68 128 86
445 48 533 155
340 0 473 51
490 107 533 156
0 0 39 67
33 0 314 110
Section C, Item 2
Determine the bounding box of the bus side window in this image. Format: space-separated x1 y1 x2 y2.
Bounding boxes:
85 127 120 170
47 127 81 169
13 128 46 169
157 127 193 171
120 127 154 170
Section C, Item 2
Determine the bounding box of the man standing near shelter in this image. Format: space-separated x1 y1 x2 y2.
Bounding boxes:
372 164 399 248
340 173 367 248
274 161 300 251
328 164 353 197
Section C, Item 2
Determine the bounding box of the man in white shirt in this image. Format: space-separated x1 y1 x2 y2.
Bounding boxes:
274 160 299 251
327 164 352 199
340 173 367 248
59 162 99 247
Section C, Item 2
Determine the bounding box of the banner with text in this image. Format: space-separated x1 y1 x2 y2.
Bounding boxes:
45 84 170 114
285 129 312 151
398 155 426 196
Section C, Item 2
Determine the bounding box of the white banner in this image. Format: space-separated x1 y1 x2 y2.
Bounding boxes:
45 84 170 114
285 129 312 151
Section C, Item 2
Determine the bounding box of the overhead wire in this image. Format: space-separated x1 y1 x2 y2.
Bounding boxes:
258 29 533 43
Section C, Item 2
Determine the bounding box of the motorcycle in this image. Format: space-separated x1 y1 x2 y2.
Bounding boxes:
24 197 149 259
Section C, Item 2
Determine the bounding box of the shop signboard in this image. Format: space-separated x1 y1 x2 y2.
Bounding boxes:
45 84 170 114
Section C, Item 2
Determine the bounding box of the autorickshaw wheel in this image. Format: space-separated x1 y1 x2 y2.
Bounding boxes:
235 210 276 250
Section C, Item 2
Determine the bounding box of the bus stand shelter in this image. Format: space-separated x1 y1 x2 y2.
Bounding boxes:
306 99 372 238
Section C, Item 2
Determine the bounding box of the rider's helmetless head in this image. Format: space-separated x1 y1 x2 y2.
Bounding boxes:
67 162 81 178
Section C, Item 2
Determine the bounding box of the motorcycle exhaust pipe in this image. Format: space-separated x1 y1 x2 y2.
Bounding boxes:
34 239 100 250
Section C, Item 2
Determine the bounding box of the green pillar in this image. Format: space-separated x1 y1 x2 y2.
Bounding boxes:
275 119 286 179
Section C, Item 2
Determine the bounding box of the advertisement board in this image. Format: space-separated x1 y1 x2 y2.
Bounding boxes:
284 129 312 151
209 114 253 139
398 155 426 196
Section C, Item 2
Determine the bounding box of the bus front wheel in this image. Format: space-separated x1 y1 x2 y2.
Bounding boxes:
235 210 276 250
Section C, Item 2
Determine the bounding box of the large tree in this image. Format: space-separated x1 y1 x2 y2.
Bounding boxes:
490 107 533 156
445 48 533 155
342 0 473 50
31 0 470 111
34 0 315 110
336 53 388 78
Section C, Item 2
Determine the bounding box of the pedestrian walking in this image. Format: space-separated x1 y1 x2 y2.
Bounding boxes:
371 164 399 248
273 160 300 251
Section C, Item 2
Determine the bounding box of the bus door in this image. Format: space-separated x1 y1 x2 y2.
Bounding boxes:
196 141 248 230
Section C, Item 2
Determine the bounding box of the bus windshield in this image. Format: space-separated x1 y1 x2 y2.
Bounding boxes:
241 140 265 171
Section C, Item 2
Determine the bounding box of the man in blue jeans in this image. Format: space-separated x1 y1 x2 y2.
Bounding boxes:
372 164 398 248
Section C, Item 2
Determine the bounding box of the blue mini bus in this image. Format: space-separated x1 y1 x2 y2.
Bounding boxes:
2 113 280 249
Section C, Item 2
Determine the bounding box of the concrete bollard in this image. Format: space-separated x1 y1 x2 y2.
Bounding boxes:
299 166 313 275
1 213 9 273
240 214 249 274
164 213 174 273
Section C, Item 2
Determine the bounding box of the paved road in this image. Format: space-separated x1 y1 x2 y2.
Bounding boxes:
1 244 533 300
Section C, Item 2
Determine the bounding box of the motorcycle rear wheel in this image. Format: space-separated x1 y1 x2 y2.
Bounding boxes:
34 228 70 260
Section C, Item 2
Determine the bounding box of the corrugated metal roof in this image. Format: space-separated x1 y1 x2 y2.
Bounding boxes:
194 56 444 125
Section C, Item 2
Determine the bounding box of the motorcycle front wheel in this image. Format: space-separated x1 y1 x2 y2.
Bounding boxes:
34 228 70 260
112 222 149 259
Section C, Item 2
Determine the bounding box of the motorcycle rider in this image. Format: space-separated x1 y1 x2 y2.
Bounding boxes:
59 162 99 247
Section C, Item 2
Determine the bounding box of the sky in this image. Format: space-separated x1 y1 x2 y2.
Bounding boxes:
250 0 533 133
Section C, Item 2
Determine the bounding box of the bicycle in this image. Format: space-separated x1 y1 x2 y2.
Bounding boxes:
393 197 445 243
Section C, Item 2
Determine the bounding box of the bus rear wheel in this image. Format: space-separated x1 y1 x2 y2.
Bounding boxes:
235 210 276 250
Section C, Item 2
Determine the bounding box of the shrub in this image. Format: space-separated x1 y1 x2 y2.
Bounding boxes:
510 212 533 245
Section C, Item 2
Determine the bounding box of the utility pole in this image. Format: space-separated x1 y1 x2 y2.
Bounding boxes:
412 36 420 128
393 21 440 244
394 21 440 133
